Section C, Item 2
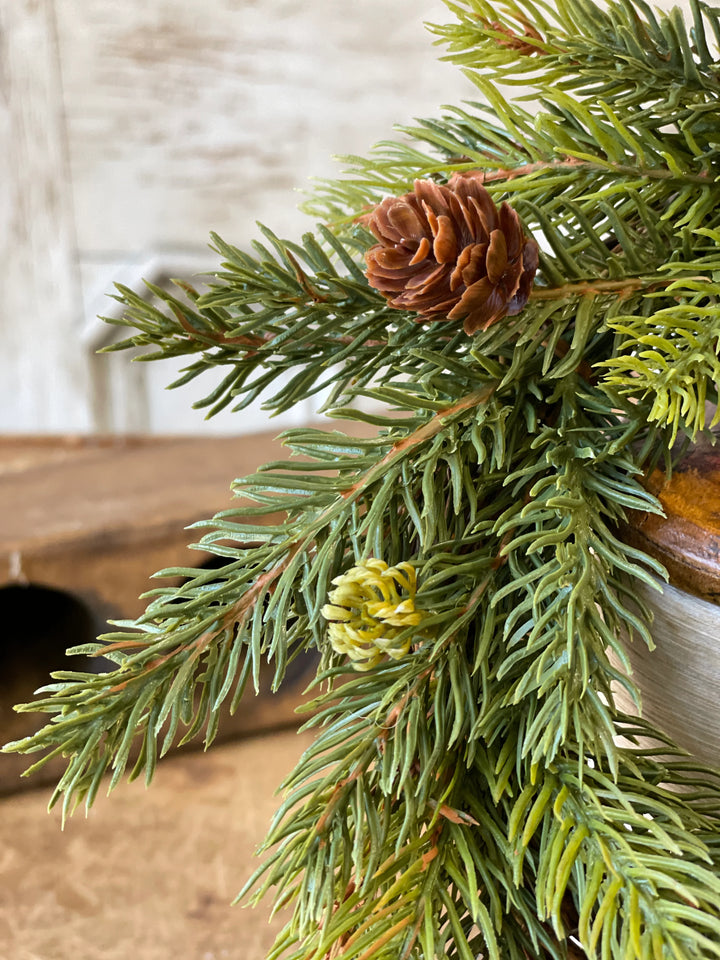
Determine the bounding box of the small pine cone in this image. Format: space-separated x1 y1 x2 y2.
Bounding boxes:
364 175 539 336
321 559 423 671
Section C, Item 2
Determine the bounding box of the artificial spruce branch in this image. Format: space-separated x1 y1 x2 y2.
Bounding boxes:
5 0 720 957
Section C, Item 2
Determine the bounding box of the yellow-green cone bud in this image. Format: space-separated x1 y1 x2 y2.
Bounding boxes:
321 559 423 670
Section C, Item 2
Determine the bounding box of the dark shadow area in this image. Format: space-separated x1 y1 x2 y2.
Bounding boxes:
0 583 111 751
0 582 99 684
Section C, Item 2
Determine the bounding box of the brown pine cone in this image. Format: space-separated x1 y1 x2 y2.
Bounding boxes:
364 175 539 336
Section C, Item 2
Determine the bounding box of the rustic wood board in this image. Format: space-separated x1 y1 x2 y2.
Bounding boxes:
2 0 475 434
0 0 92 433
3 0 693 435
0 431 323 792
0 728 315 960
54 0 472 253
0 432 286 607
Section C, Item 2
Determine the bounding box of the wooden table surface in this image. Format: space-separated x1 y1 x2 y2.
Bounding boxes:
0 728 315 960
0 432 316 793
0 433 286 589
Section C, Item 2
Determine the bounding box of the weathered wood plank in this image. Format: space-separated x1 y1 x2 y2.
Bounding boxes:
2 0 695 433
0 428 372 791
0 0 91 432
55 0 473 252
0 426 352 626
52 0 476 433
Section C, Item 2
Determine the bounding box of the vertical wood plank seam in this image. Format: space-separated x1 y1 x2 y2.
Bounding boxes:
47 0 96 430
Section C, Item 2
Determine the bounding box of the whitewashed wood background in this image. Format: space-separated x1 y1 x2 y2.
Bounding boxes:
1 0 689 435
1 0 474 435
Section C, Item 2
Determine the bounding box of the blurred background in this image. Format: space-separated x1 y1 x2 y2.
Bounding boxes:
2 0 475 437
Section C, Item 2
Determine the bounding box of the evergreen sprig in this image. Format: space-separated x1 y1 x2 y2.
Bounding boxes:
5 0 720 957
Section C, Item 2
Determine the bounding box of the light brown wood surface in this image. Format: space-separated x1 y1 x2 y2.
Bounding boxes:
0 432 284 576
0 431 318 792
0 728 315 960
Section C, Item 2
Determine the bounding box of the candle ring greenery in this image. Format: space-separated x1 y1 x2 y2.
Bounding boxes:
5 1 720 957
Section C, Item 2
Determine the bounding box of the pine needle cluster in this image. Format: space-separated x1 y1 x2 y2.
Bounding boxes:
5 1 720 957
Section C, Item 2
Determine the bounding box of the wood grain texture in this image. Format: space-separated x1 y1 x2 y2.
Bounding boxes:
51 0 475 433
55 0 473 251
0 433 283 565
0 729 315 960
0 0 91 433
3 0 693 433
0 431 326 792
621 438 720 601
3 0 476 434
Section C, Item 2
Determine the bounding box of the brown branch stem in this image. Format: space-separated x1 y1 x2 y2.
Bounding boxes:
477 157 710 186
334 384 497 509
104 545 300 695
103 388 498 706
173 307 268 349
173 304 385 351
530 278 649 300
